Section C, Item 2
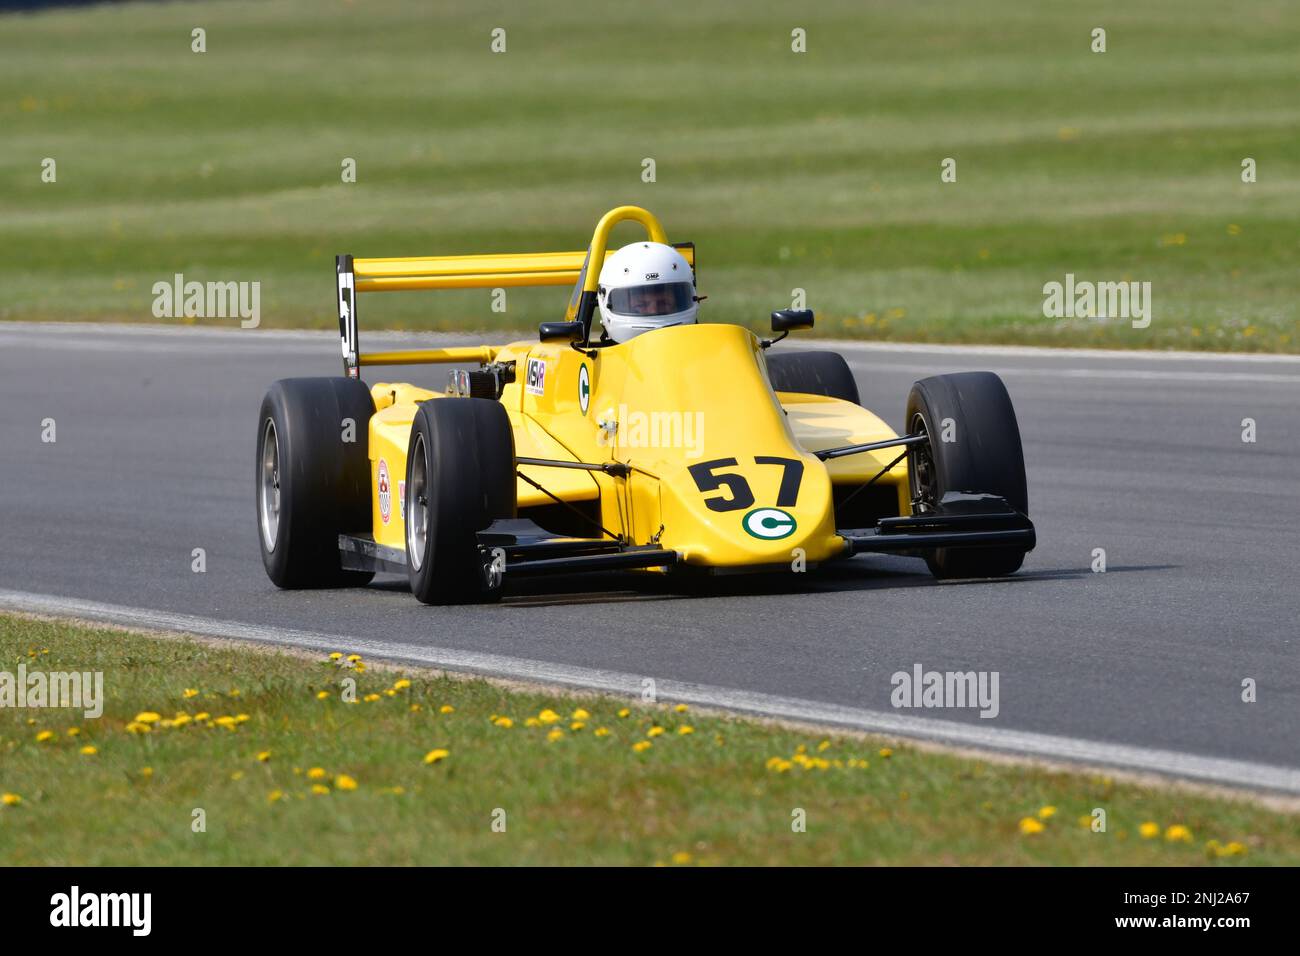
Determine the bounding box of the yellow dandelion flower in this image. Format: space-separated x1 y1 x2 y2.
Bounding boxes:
571 721 585 731
335 774 358 791
228 689 241 698
125 722 151 734
1077 815 1094 828
1019 817 1045 835
817 740 830 752
571 708 590 720
213 715 238 728
1 793 21 806
673 704 689 713
66 727 81 737
766 757 793 772
1164 824 1192 843
423 748 450 765
647 726 665 738
172 714 193 728
140 767 153 778
268 790 284 803
346 654 362 663
617 708 631 718
183 688 199 699
409 704 421 712
524 717 540 727
1038 805 1057 819
671 851 692 864
537 709 560 724
80 745 98 756
363 693 381 703
383 689 396 698
256 751 271 762
354 663 366 673
1138 821 1160 839
632 740 652 753
134 712 162 724
307 767 327 780
878 747 893 758
594 727 610 737
234 714 250 724
194 712 211 722
439 704 454 714
678 725 694 735
230 771 245 781
393 679 411 691
1223 841 1246 856
35 730 56 743
547 728 565 742
493 717 514 729
329 652 343 661
311 784 330 795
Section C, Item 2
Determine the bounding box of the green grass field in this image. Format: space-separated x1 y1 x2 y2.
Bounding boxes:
1 613 1296 865
1 0 1297 350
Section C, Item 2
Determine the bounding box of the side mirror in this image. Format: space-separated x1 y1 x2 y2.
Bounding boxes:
539 320 584 343
771 309 814 333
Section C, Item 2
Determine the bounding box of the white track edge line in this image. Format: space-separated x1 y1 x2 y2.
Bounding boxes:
3 321 1298 364
1 589 1295 795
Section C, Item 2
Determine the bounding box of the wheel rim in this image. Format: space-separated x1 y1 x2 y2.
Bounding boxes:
907 412 938 514
259 419 281 552
406 433 429 572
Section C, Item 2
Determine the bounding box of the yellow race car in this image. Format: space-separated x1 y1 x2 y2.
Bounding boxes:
256 206 1034 604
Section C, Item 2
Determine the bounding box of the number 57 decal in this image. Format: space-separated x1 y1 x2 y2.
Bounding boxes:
686 457 804 512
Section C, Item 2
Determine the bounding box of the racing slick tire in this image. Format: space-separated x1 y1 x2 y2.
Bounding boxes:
404 398 516 606
905 372 1029 580
765 351 860 405
257 377 376 589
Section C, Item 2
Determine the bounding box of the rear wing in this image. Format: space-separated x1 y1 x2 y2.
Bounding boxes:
335 206 694 376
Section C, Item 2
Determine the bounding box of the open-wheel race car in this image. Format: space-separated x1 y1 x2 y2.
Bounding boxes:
256 205 1035 604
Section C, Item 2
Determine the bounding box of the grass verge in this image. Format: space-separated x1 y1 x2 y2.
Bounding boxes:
0 612 1295 865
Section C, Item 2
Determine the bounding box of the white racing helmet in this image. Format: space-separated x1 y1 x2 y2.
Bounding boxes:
596 241 698 343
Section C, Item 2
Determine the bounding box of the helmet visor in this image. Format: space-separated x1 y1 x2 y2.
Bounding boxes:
607 282 695 317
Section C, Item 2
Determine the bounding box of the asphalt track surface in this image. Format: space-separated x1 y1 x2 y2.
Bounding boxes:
1 323 1297 792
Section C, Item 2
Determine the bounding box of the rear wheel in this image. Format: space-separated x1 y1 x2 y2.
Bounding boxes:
765 350 860 404
405 398 516 605
905 372 1029 579
257 377 375 588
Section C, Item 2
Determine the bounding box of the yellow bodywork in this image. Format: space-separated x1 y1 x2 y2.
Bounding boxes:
350 206 910 570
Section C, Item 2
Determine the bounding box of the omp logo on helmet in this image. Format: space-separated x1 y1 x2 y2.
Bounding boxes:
377 459 391 523
742 508 796 540
645 272 659 280
526 357 547 396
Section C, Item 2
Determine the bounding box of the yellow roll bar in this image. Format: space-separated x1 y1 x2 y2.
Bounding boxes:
336 206 681 373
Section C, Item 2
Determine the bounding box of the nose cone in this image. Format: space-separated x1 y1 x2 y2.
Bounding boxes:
609 323 843 566
657 457 842 567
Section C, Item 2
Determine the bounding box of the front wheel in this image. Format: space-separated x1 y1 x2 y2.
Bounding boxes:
905 372 1029 579
405 398 516 605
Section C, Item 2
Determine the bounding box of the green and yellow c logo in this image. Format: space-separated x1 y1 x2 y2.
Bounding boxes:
742 508 796 540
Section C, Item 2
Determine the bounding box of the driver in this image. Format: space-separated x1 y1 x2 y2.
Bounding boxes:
596 241 699 343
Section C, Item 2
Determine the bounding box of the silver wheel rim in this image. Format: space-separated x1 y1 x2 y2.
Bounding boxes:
406 433 428 571
907 412 937 514
259 419 281 552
